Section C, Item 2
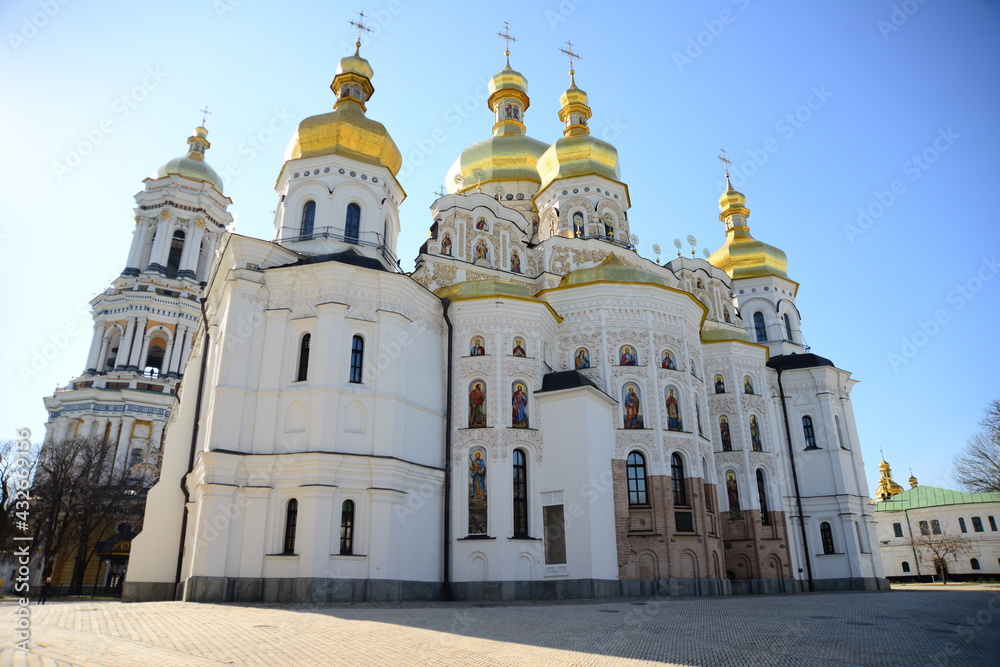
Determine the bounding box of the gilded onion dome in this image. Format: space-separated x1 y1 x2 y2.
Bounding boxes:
286 42 402 175
446 54 548 193
537 70 621 193
875 459 905 501
707 178 790 280
156 125 223 192
559 253 666 288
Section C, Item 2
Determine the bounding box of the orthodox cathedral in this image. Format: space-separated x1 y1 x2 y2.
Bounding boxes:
43 30 887 603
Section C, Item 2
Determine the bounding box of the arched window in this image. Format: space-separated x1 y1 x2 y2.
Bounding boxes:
296 334 311 382
301 200 315 239
512 449 528 537
820 521 835 554
784 313 793 342
144 342 165 377
959 517 968 533
627 451 648 506
971 558 981 570
901 561 911 573
671 453 687 506
349 335 364 383
835 415 848 450
893 522 904 538
283 499 298 554
167 230 185 277
756 469 771 525
930 520 942 535
802 416 817 449
753 312 767 343
339 500 355 555
990 516 998 531
345 202 361 243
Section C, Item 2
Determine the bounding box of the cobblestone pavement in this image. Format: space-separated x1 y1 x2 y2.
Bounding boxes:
1 584 999 666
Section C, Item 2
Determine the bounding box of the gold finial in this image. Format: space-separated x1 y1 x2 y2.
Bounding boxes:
559 40 582 79
199 106 212 126
349 10 373 52
717 147 732 178
497 21 517 57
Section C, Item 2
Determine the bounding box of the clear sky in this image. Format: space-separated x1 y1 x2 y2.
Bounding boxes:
1 0 997 494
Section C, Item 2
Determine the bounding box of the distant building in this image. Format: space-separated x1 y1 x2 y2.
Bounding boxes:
874 461 1000 581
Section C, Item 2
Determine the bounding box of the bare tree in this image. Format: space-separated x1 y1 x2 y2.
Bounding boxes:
0 439 39 556
953 399 1000 493
910 533 973 584
30 436 140 591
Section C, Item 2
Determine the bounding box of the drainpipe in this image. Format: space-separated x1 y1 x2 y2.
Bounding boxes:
440 297 454 601
775 367 814 592
903 508 922 580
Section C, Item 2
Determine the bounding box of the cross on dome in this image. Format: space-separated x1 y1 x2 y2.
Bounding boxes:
497 21 517 57
199 106 212 126
348 10 373 51
559 40 582 74
717 147 732 178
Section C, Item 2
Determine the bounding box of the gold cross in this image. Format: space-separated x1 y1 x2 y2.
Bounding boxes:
717 147 732 177
497 21 517 56
559 40 582 72
199 106 212 125
434 185 446 198
349 10 373 43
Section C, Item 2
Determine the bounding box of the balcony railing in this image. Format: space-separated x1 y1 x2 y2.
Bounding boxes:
276 226 401 271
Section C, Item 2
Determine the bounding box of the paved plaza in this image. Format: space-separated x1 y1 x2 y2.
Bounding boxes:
1 584 998 666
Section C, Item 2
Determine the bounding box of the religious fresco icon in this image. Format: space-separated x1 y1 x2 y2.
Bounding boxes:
512 337 526 357
744 375 754 394
575 347 591 369
720 416 733 451
511 382 529 428
714 375 726 394
665 386 682 431
468 447 487 534
470 337 485 356
619 345 637 366
661 350 676 370
468 381 487 428
622 384 643 429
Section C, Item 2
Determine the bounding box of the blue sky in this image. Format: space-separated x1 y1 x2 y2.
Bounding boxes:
1 0 997 493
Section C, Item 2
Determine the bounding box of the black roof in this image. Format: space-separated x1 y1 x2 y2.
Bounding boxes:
766 352 836 371
280 249 387 272
538 370 602 393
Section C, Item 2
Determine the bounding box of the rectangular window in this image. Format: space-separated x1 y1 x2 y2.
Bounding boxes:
543 505 566 566
972 516 984 532
893 522 904 538
990 516 997 532
930 519 942 535
919 521 930 536
959 517 968 533
675 511 694 532
349 336 364 383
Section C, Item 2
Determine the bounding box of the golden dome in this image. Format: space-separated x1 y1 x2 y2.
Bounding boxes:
489 57 529 96
537 135 620 192
156 125 223 192
875 459 905 501
707 179 790 280
559 253 667 287
446 135 549 191
536 70 622 193
285 44 402 175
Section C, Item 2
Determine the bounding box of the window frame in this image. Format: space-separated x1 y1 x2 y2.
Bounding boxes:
301 200 316 239
756 469 771 526
296 333 311 382
339 499 355 555
972 516 984 532
802 416 817 449
345 202 361 243
627 451 649 506
820 521 835 554
753 312 767 343
671 453 687 506
283 498 298 555
349 335 364 383
512 449 529 538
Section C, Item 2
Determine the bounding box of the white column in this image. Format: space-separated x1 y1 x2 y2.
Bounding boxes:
162 334 176 376
85 322 105 373
54 419 71 443
114 416 136 474
178 328 195 375
127 318 148 370
167 326 187 375
80 417 96 440
197 234 218 283
148 220 174 270
116 318 137 369
126 221 151 270
97 334 111 374
179 223 204 278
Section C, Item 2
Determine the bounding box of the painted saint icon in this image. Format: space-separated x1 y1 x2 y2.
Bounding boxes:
723 307 731 323
750 415 762 452
744 375 754 394
619 345 637 366
441 233 452 256
512 337 526 357
474 239 490 263
622 384 643 429
720 416 733 451
696 278 704 290
575 347 591 369
470 337 485 357
726 471 741 517
468 447 487 534
511 382 529 428
661 350 676 370
475 217 489 231
468 381 487 428
715 375 726 394
510 249 521 273
665 386 682 431
572 211 584 237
